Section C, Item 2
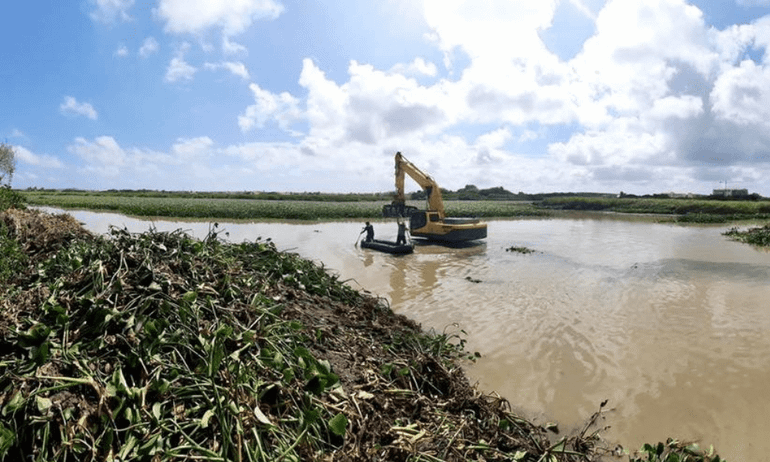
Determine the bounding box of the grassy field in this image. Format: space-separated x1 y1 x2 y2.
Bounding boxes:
21 191 548 220
541 196 770 223
19 190 770 224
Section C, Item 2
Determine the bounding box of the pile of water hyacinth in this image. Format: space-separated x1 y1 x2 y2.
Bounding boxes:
0 208 724 461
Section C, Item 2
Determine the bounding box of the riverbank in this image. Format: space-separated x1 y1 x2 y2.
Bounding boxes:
0 208 727 461
540 196 770 223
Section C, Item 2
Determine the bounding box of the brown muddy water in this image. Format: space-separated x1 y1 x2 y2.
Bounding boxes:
40 208 770 460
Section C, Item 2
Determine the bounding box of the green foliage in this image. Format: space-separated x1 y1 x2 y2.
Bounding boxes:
541 196 770 220
0 224 366 461
723 224 770 246
0 222 27 283
22 191 550 220
0 186 25 210
506 245 535 254
0 143 14 186
630 439 723 462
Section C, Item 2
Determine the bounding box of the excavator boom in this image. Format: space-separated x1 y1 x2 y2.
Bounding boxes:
393 152 445 218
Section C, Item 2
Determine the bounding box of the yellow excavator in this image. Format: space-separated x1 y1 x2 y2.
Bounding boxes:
382 152 487 242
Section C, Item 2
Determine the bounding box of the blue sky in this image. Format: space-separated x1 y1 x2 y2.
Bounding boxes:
3 0 770 195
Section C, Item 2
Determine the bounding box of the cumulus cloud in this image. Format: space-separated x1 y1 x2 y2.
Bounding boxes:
298 59 453 146
139 37 159 57
13 146 64 168
69 136 126 167
238 83 302 133
205 61 250 80
60 96 98 120
89 0 134 23
114 44 129 57
165 57 196 82
156 0 284 36
389 58 438 77
223 36 248 55
165 44 196 83
170 137 215 160
59 135 338 191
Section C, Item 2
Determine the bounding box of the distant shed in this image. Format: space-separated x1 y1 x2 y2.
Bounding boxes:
712 188 749 197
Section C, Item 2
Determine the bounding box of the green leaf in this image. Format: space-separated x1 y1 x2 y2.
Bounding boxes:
328 413 348 437
35 396 52 413
3 391 26 415
201 409 216 428
152 402 162 421
253 406 272 426
32 341 50 366
0 422 16 459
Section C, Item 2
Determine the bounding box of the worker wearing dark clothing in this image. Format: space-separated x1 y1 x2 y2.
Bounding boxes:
396 221 407 245
363 222 374 242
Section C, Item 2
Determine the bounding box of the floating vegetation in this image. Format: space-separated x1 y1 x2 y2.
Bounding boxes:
1 208 613 462
22 191 550 220
629 439 724 462
506 245 535 254
723 224 770 247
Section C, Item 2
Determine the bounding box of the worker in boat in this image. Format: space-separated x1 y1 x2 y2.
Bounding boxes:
396 219 407 245
362 221 375 242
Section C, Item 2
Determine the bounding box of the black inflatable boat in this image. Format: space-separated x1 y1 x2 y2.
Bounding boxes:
360 239 414 254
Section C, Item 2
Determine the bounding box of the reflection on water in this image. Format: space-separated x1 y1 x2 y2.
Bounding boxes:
43 208 770 460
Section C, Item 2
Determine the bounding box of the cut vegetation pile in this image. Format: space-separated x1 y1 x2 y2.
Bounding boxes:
723 224 770 247
1 208 607 462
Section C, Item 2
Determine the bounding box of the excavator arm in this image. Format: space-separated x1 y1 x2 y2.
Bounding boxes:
385 152 445 218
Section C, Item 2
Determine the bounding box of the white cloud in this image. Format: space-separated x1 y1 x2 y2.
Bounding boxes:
139 37 159 57
114 44 129 57
69 136 126 167
42 0 770 196
156 0 284 36
164 44 197 83
60 96 98 120
423 0 558 61
170 137 215 160
165 57 197 82
568 0 597 21
223 36 248 55
90 0 134 23
238 83 302 132
711 59 770 127
13 146 64 168
205 61 250 80
389 57 438 77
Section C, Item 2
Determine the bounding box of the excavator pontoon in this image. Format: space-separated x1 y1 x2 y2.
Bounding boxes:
382 152 487 242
